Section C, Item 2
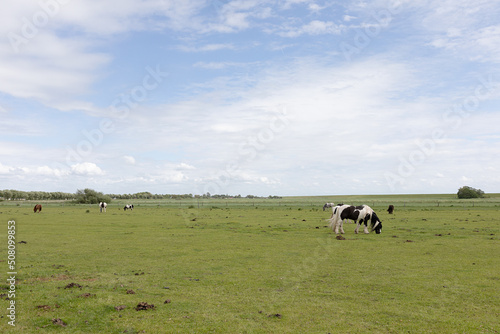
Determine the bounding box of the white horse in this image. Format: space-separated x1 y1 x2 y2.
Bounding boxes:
124 204 134 211
99 202 107 213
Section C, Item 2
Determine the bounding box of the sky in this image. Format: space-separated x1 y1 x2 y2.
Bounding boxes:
1 0 500 197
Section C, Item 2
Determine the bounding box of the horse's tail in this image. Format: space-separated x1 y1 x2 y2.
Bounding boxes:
328 206 343 231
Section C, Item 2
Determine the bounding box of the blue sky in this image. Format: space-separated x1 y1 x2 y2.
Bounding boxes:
1 0 500 196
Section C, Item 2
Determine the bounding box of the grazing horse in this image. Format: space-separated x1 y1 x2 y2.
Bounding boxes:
323 202 336 211
123 204 134 211
99 202 107 213
329 204 382 234
33 204 42 213
387 205 394 214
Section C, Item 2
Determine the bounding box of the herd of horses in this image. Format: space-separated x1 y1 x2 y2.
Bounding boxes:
33 201 394 235
99 202 134 212
33 202 134 213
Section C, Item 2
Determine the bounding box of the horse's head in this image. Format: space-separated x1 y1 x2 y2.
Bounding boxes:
370 212 383 234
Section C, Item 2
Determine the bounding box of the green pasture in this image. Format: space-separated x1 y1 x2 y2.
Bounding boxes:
0 195 499 333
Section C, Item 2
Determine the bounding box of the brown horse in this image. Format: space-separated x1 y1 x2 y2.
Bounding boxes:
34 204 42 213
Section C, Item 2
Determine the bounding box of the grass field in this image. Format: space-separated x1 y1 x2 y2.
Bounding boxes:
1 195 499 333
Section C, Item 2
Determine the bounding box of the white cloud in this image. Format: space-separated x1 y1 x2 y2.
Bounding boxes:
71 162 104 176
277 20 343 37
176 163 196 170
409 1 500 62
193 61 244 70
0 163 13 174
124 156 136 165
177 43 236 52
0 0 205 111
461 176 473 183
281 0 313 10
31 166 67 177
343 15 356 22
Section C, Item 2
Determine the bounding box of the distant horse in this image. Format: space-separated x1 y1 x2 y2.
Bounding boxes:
387 205 394 214
99 202 107 213
124 204 134 211
33 204 42 213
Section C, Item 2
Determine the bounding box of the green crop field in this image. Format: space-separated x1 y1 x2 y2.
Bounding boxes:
1 195 499 333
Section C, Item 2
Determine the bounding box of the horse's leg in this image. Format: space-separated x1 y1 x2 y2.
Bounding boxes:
354 221 360 234
333 217 343 234
363 217 370 234
340 219 345 234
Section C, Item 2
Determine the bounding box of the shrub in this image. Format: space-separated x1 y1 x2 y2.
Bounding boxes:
74 188 112 204
457 186 485 199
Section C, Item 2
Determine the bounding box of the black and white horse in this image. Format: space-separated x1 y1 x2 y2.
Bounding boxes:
99 202 107 213
328 204 382 234
124 204 134 211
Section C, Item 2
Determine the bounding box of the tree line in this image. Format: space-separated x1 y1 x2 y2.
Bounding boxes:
0 189 282 203
1 186 487 202
0 190 74 201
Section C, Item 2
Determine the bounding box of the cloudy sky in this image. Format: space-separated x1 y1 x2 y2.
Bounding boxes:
1 0 500 196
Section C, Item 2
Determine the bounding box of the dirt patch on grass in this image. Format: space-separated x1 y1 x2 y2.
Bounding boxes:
64 282 82 289
27 274 72 283
52 318 67 327
135 302 155 311
78 293 96 298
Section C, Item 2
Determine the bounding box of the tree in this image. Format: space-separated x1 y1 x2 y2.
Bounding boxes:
74 188 111 204
457 186 485 199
